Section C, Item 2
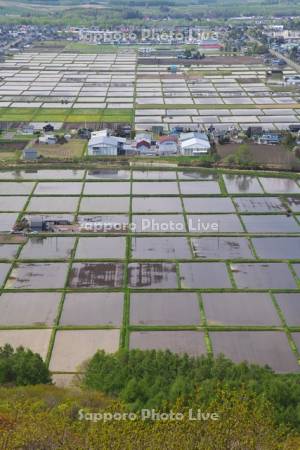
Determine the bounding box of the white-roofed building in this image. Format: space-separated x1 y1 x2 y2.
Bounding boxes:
88 130 126 156
179 132 210 156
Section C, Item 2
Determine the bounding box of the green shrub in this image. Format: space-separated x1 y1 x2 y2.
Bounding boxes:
0 344 51 386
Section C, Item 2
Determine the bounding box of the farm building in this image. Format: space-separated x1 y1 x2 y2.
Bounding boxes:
258 134 281 145
88 130 126 156
22 148 38 160
21 125 35 135
43 124 55 133
39 135 57 145
135 133 151 154
158 135 178 155
179 132 210 155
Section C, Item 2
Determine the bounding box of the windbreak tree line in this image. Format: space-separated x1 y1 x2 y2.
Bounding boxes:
84 349 300 430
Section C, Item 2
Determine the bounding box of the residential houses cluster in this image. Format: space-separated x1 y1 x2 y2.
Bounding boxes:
0 25 65 55
87 129 211 156
264 25 300 64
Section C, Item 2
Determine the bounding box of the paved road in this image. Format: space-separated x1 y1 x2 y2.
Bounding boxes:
247 34 300 73
2 37 23 52
268 47 300 73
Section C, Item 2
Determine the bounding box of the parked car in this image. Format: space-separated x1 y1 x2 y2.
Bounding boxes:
289 124 300 133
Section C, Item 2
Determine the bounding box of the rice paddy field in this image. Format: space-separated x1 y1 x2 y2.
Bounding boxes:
0 166 299 380
0 51 299 131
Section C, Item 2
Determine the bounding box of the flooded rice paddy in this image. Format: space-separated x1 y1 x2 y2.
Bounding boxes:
75 237 126 259
191 237 254 259
130 292 200 326
210 331 300 373
128 262 177 288
180 262 231 288
242 215 299 233
183 197 235 213
0 244 20 259
234 197 286 213
60 293 124 326
69 263 125 288
230 263 297 289
20 237 76 259
0 168 299 374
27 196 79 212
252 237 300 259
7 262 69 289
132 197 183 213
202 293 281 326
129 331 206 356
131 236 191 259
223 175 263 194
0 292 61 326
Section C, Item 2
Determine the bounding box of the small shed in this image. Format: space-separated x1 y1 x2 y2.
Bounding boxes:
22 148 38 160
152 125 164 136
29 216 44 232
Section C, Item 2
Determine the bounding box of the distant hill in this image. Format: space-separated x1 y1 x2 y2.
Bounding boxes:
5 0 106 5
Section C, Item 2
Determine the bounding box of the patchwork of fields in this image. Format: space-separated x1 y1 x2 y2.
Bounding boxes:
0 167 299 382
0 51 299 131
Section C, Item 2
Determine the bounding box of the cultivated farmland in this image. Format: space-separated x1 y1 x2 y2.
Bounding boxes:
0 167 299 381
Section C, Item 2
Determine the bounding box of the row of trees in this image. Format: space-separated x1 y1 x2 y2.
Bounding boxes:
84 349 300 430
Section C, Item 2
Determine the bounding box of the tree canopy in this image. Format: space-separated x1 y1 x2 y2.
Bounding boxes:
84 349 300 430
0 344 51 386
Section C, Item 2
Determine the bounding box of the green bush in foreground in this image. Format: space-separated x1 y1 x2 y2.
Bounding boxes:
0 344 51 386
84 349 300 430
0 385 298 450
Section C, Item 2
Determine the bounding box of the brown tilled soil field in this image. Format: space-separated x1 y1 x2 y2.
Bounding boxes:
0 141 28 151
138 56 263 65
217 143 300 170
33 139 86 159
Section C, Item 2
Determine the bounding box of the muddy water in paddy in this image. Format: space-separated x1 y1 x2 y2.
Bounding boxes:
234 197 286 213
69 263 125 288
191 237 254 259
128 262 177 288
20 237 76 259
7 263 68 289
